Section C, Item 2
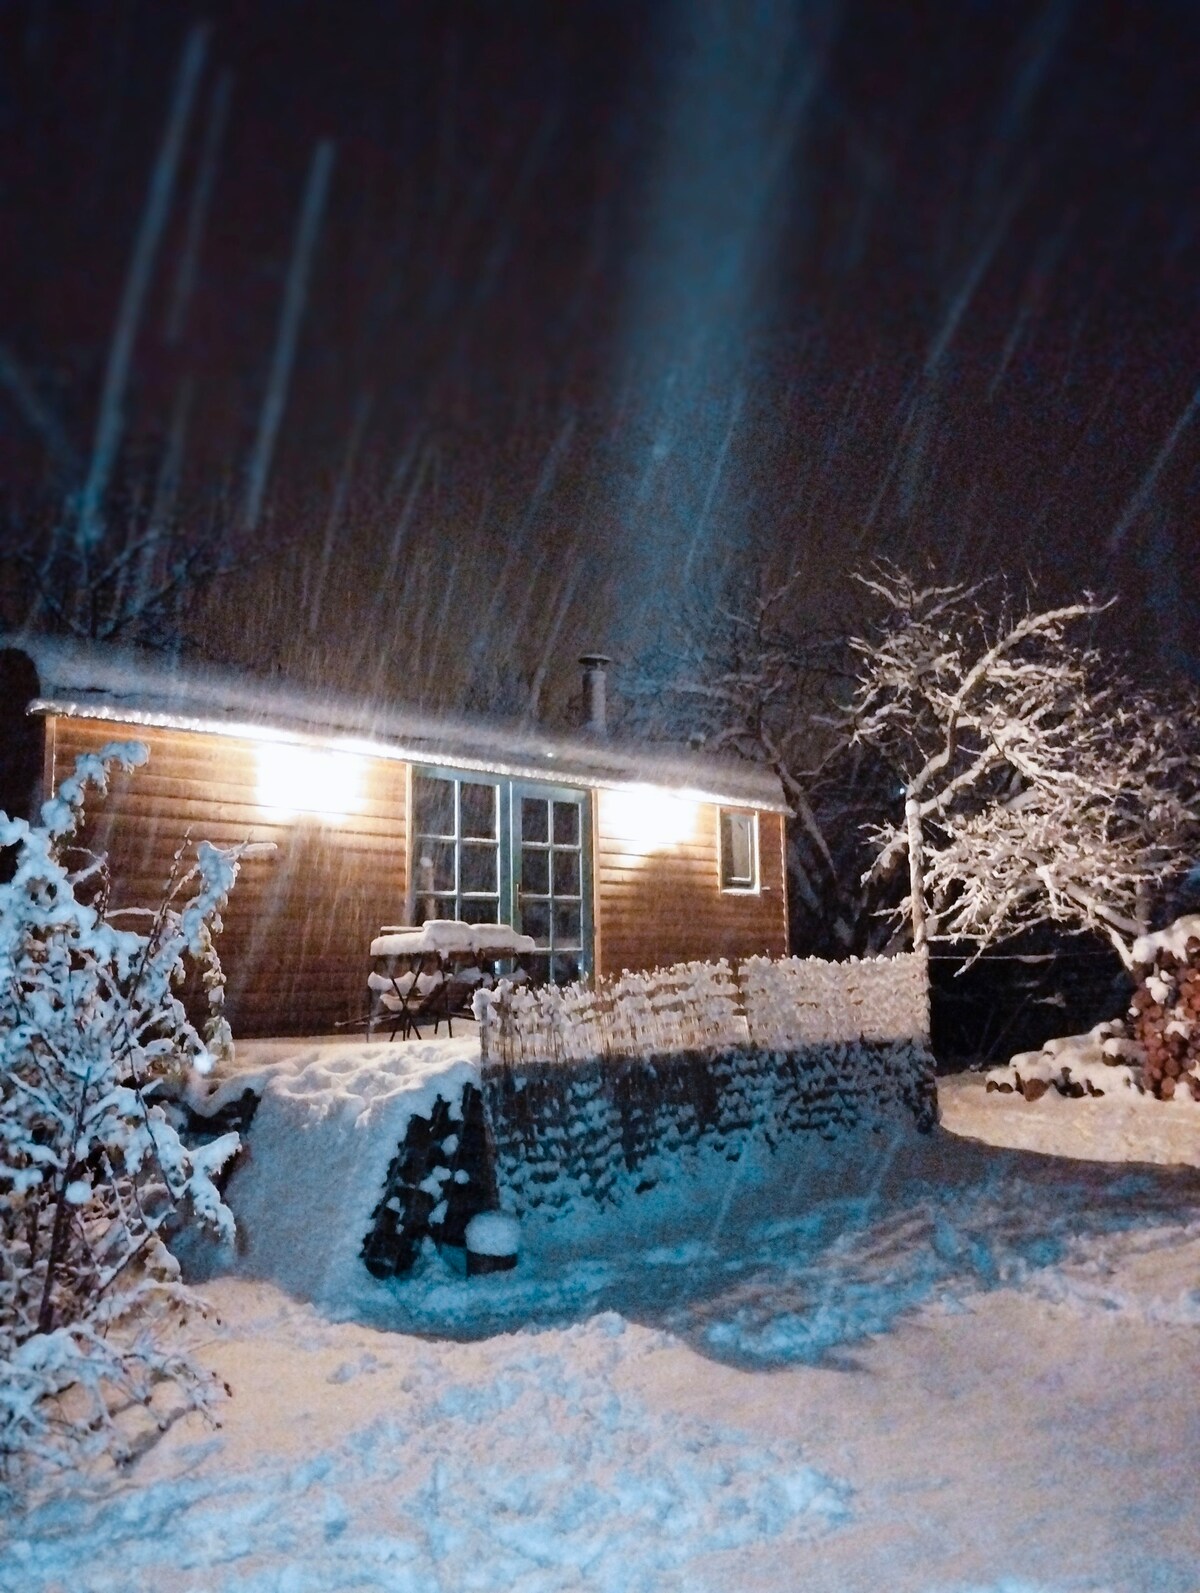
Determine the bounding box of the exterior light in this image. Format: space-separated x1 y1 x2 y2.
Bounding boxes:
256 742 366 821
602 786 702 852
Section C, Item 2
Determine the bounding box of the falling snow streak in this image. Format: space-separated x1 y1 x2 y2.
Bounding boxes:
607 0 824 632
241 140 336 536
76 25 209 552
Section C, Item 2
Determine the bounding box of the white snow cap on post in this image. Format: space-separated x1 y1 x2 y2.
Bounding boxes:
465 1211 520 1257
579 653 612 736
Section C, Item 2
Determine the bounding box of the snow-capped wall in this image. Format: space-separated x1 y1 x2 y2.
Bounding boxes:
481 1039 938 1222
477 952 929 1067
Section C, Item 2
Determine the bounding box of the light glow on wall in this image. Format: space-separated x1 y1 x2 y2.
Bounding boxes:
603 786 703 853
256 741 367 821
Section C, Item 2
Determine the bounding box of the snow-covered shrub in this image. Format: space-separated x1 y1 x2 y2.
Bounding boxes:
0 743 244 1491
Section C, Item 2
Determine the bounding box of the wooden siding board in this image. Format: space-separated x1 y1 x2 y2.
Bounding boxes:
53 717 408 1038
593 789 787 977
47 714 789 1031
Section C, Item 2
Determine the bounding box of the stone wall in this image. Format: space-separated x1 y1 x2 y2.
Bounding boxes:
481 1038 937 1220
359 1039 937 1271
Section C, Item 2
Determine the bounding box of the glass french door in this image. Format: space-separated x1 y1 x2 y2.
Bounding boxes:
512 783 591 986
408 769 591 986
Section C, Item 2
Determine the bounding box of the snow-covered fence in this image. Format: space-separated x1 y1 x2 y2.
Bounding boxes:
477 960 748 1066
477 952 928 1067
739 952 929 1049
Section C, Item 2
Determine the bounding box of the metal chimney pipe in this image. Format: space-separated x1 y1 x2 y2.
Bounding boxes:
578 653 612 736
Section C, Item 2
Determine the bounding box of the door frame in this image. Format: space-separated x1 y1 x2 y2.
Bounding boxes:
509 779 594 982
406 765 593 981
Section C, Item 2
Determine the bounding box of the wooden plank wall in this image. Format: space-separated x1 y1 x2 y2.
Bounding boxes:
47 716 408 1037
594 795 787 976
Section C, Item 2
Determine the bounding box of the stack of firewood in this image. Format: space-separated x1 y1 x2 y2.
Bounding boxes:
1129 932 1200 1100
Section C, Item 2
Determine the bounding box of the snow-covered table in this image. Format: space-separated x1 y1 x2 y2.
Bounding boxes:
368 920 537 1040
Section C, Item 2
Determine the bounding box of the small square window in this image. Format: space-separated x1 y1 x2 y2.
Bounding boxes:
719 809 758 891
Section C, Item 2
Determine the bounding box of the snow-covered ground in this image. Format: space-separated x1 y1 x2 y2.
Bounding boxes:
7 1042 1200 1593
941 1068 1200 1167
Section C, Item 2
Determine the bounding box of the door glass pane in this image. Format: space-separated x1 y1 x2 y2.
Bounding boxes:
460 841 498 893
522 953 551 988
522 796 549 844
413 773 455 837
460 780 498 839
522 899 551 946
521 848 549 895
460 896 500 925
415 840 456 894
553 902 582 944
416 893 458 927
552 850 580 897
552 801 580 847
552 951 582 984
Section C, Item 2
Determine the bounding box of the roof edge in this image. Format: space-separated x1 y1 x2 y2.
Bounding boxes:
31 695 793 814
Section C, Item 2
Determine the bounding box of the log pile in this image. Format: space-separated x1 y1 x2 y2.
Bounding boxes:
1129 929 1200 1101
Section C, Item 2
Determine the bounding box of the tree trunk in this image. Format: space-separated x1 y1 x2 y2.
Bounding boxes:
905 796 927 952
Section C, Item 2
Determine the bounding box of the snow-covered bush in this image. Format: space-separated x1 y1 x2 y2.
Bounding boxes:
0 743 244 1491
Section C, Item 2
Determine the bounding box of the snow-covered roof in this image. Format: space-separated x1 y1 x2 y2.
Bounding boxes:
5 634 790 813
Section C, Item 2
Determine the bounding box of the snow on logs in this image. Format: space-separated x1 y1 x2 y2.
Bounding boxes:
989 915 1200 1103
1129 917 1200 1102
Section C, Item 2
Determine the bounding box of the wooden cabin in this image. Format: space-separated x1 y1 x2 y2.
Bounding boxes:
1 639 789 1037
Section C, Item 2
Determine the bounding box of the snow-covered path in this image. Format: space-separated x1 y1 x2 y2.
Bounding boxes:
7 1084 1200 1592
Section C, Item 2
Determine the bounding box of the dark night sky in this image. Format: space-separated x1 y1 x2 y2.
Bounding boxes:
2 0 1198 709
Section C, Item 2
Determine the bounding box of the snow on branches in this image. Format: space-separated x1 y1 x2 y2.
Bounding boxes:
849 565 1200 965
1 743 244 1490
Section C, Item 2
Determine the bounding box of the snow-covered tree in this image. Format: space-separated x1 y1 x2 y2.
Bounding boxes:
849 566 1200 965
0 744 243 1491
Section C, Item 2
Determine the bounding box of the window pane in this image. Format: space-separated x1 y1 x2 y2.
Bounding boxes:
520 952 552 988
552 951 582 985
414 840 456 894
460 896 500 925
522 797 549 844
521 848 549 896
522 899 551 946
552 801 580 847
460 841 498 894
554 902 582 944
460 780 498 840
720 811 756 888
552 850 580 897
413 773 456 837
415 894 458 927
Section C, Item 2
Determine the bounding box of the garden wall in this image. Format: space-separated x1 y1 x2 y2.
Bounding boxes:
480 1039 938 1221
361 953 936 1270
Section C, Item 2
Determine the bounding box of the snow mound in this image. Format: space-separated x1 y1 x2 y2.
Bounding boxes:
209 1037 480 1310
1133 913 1200 967
466 1210 521 1257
